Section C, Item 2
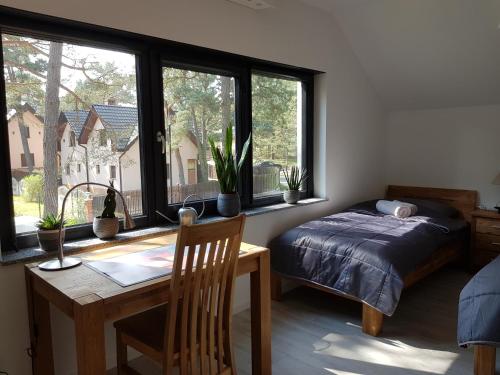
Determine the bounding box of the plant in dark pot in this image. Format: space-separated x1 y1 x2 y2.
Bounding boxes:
93 181 120 239
283 166 307 204
209 126 251 217
36 214 66 252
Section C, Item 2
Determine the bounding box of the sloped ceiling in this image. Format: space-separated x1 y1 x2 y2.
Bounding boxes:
300 0 500 110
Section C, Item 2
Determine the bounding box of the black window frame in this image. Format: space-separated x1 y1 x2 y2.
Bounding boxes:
0 5 318 252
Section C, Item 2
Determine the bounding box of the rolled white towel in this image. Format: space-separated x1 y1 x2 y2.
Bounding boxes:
376 200 413 218
395 200 418 216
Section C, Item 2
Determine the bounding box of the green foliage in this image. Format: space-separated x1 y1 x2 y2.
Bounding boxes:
36 213 65 231
163 68 235 184
22 174 44 203
209 127 251 194
252 75 298 166
100 181 117 218
283 166 307 191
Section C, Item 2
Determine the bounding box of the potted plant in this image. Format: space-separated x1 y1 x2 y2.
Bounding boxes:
283 166 307 204
93 181 119 239
209 126 251 217
36 214 66 252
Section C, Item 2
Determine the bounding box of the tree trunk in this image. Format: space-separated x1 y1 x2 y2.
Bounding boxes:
43 42 63 216
220 76 232 145
174 148 185 185
190 107 208 183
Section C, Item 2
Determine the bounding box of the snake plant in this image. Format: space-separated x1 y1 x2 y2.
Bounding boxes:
209 126 251 194
283 166 307 191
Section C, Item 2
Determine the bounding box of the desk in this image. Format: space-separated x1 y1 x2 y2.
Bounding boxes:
24 234 272 375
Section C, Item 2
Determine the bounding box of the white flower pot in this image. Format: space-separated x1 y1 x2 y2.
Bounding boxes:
283 190 300 204
93 217 119 239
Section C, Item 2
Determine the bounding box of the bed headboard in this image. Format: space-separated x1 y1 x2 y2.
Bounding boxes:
386 185 478 222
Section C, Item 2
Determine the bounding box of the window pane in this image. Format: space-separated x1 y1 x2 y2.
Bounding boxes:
252 74 303 198
3 33 143 234
162 67 235 204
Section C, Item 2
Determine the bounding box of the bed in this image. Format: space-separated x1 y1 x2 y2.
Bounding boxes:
270 185 477 336
458 255 500 375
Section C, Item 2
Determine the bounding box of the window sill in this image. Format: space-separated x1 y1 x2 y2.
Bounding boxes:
1 197 327 266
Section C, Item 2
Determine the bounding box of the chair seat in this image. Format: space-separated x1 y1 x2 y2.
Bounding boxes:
114 304 174 352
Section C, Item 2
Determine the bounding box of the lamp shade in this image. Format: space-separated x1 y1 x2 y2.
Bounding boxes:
493 173 500 186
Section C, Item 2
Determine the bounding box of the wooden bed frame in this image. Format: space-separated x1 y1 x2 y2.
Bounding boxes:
271 185 478 337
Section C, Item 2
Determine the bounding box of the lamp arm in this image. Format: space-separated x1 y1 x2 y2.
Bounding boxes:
57 182 136 263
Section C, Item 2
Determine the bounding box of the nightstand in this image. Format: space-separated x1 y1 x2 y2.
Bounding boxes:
471 209 500 268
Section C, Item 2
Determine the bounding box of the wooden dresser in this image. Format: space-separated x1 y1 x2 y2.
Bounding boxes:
471 209 500 268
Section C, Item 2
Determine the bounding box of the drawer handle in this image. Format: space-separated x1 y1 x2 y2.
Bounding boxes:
491 225 500 229
493 243 500 246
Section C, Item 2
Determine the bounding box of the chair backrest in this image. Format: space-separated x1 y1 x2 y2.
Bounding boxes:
163 214 246 375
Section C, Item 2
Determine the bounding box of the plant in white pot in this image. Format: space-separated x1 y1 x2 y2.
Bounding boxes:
93 181 120 239
209 126 251 217
36 214 66 252
283 166 307 204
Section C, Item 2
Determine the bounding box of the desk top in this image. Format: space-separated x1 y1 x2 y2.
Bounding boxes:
26 233 267 313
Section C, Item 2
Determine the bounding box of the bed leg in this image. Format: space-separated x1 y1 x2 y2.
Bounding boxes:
362 304 384 336
474 345 496 375
271 273 282 301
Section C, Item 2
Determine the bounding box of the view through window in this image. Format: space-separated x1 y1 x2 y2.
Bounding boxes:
3 33 143 234
252 74 303 197
162 67 235 204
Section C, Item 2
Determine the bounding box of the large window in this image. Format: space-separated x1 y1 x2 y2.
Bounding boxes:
0 7 315 251
162 67 235 204
252 74 303 198
2 32 143 236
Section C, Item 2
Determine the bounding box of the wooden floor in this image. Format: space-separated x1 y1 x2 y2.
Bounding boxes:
110 266 500 375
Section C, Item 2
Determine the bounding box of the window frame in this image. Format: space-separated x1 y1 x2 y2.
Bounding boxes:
0 5 317 252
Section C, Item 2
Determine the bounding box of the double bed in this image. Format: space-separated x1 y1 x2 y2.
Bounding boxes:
270 185 477 336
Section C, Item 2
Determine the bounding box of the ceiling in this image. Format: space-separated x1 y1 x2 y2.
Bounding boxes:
299 0 500 110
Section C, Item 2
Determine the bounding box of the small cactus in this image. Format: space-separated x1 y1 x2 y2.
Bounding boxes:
100 181 116 218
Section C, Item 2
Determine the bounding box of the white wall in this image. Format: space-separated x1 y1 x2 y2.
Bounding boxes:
385 105 500 209
0 0 385 373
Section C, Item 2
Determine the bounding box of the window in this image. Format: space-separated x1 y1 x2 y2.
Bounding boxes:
2 31 144 238
69 131 76 147
252 74 304 198
99 130 107 147
110 165 117 179
21 153 35 167
0 8 314 251
162 67 235 204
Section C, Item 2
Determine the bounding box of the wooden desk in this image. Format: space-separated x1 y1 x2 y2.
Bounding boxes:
24 234 272 375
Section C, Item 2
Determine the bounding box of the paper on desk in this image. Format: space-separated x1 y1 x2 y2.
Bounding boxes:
86 244 179 287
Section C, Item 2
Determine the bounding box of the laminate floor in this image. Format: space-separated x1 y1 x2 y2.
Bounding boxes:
110 266 500 374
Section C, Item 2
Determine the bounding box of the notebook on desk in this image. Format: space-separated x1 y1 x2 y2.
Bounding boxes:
86 244 179 287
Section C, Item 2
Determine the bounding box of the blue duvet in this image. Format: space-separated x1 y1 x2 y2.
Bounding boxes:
269 201 467 316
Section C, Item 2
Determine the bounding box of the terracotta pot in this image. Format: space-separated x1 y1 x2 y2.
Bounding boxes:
283 190 300 204
37 229 65 252
217 193 241 217
93 217 119 239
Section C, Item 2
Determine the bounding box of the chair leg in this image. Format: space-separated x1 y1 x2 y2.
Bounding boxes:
116 330 128 375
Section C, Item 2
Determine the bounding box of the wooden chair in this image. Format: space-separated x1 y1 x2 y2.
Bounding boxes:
114 215 246 375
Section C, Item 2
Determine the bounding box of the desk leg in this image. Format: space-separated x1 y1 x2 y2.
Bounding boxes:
25 271 55 375
74 294 106 375
250 251 272 375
